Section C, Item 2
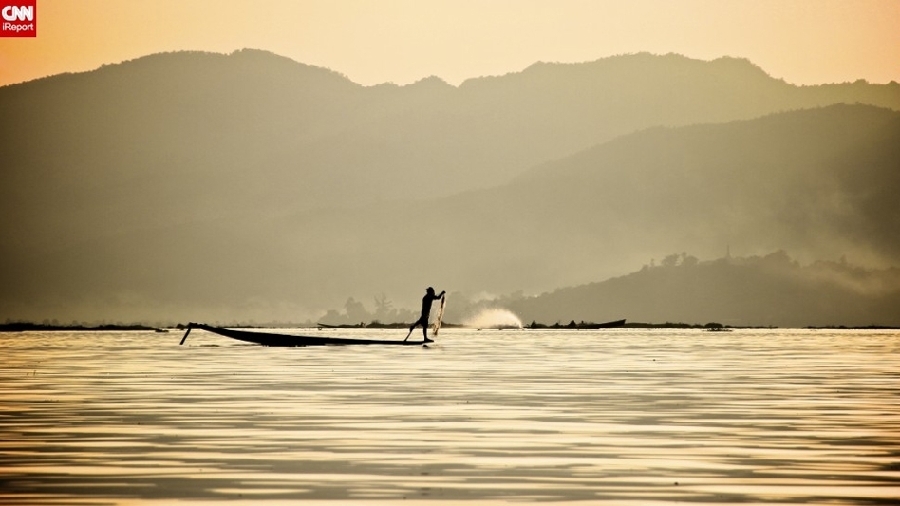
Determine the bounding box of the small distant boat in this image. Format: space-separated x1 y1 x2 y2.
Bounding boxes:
178 322 428 347
528 319 627 329
316 322 366 329
577 319 627 329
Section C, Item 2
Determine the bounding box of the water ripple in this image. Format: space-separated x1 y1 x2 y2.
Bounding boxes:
1 328 898 504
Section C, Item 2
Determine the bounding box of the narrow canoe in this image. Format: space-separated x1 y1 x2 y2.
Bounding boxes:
179 323 428 347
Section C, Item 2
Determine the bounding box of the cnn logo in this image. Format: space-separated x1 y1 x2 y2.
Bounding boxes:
2 5 32 21
1 0 36 37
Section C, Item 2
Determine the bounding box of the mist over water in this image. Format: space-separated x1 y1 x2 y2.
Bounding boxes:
463 308 524 329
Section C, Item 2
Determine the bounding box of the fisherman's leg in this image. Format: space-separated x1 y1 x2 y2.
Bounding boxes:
405 317 424 341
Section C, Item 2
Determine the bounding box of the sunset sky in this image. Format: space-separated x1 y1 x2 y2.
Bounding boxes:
1 0 899 87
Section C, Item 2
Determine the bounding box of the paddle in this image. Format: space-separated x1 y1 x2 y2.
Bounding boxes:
179 324 193 345
432 295 446 337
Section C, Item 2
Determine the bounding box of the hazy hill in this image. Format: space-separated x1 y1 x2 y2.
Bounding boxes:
505 252 900 328
260 104 899 306
3 50 899 248
506 103 900 275
2 50 900 323
3 104 897 325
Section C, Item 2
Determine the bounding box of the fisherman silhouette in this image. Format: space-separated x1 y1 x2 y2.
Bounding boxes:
404 287 445 342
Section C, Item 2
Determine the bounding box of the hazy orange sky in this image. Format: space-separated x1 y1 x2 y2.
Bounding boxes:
1 0 899 87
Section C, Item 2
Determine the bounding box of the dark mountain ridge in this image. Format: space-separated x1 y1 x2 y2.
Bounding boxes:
510 103 900 267
2 50 899 323
3 104 897 324
505 251 900 328
3 49 898 251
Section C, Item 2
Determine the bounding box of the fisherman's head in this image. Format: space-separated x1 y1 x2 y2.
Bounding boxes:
426 287 435 294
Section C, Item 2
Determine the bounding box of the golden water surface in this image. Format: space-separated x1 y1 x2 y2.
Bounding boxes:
1 328 898 505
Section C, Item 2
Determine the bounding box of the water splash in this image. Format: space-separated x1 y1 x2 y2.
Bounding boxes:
463 308 524 329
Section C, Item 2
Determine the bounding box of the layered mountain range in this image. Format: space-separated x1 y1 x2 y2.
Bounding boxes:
2 49 898 324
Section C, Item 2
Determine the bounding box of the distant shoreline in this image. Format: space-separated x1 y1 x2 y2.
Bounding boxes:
0 323 168 333
1 322 897 332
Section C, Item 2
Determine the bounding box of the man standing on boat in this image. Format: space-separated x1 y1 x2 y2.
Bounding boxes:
404 287 445 342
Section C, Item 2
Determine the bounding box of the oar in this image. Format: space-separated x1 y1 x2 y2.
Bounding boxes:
179 324 193 345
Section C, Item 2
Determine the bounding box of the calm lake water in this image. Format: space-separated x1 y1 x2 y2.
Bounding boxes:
2 328 898 505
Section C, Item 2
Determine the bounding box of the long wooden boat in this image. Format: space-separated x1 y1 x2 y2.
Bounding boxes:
179 322 428 347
